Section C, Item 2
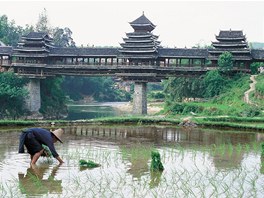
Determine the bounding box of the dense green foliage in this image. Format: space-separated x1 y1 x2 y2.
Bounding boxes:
218 51 233 71
252 74 264 107
255 74 264 95
39 76 68 119
0 72 28 119
148 91 165 101
203 70 226 98
250 62 264 74
62 76 131 102
164 70 228 103
164 72 262 117
164 76 204 102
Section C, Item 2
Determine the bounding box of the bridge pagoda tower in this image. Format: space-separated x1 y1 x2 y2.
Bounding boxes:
119 13 161 115
13 32 55 113
119 12 160 66
208 30 251 69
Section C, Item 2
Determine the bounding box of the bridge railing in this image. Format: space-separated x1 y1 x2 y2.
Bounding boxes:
46 60 208 68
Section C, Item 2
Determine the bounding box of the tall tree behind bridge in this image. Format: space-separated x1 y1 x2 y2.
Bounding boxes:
0 15 26 46
52 27 75 47
35 8 75 47
35 8 51 34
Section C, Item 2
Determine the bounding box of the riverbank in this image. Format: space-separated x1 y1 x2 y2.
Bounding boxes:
1 115 264 132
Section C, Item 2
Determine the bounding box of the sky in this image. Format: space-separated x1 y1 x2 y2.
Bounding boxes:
1 0 264 48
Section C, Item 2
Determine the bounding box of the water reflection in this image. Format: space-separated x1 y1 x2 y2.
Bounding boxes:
66 104 118 120
149 171 162 189
67 125 258 171
18 164 62 196
68 125 257 146
121 145 151 179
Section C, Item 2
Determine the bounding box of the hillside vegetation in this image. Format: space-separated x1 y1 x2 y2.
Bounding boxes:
164 73 263 117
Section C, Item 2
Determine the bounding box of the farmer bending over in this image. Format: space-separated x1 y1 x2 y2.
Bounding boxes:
19 128 64 165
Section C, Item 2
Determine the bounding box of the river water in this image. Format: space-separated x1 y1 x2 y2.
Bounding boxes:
1 125 264 197
66 102 130 120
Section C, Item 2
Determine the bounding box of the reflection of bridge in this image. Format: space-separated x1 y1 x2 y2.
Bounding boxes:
66 125 257 170
1 13 264 115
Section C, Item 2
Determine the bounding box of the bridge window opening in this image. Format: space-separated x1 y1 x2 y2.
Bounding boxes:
94 58 99 65
77 58 83 64
180 59 189 66
88 58 91 64
113 58 117 64
65 58 71 64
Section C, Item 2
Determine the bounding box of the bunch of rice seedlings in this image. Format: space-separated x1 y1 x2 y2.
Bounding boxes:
79 159 100 168
150 150 164 171
42 144 52 158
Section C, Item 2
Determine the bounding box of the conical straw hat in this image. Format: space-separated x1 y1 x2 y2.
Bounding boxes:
51 128 63 143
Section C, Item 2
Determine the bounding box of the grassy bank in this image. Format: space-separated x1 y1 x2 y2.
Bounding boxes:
1 115 264 132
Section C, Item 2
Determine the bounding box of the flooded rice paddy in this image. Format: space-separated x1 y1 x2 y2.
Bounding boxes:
1 125 264 197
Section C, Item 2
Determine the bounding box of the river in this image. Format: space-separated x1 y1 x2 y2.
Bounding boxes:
66 102 132 120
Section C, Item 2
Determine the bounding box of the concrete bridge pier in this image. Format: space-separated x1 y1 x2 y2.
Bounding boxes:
133 82 147 115
25 79 41 113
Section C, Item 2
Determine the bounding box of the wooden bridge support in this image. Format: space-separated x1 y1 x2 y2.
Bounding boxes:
25 79 41 113
133 82 147 115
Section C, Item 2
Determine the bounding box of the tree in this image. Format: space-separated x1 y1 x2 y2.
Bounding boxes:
62 76 131 102
39 76 68 119
0 72 28 119
52 27 76 47
0 15 25 46
218 51 233 71
250 62 264 74
203 70 226 98
35 8 51 33
163 76 205 102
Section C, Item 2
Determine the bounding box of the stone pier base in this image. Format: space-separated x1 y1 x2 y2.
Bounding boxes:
133 82 147 115
25 79 41 113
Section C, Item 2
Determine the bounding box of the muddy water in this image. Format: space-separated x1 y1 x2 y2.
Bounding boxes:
1 126 264 197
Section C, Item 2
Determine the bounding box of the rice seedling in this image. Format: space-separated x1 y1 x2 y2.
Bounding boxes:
150 151 164 171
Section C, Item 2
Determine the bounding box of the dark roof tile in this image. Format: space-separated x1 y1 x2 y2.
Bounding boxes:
218 30 244 38
158 48 208 58
130 13 155 27
0 46 13 55
49 47 120 57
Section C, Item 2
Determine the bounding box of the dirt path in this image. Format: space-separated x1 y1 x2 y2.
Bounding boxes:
244 75 257 104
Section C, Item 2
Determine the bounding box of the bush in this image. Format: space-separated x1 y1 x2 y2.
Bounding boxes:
148 91 165 100
169 103 185 114
182 105 203 114
240 106 262 117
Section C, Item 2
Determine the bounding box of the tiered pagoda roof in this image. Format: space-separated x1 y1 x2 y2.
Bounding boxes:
13 32 55 58
208 30 251 61
118 13 161 60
